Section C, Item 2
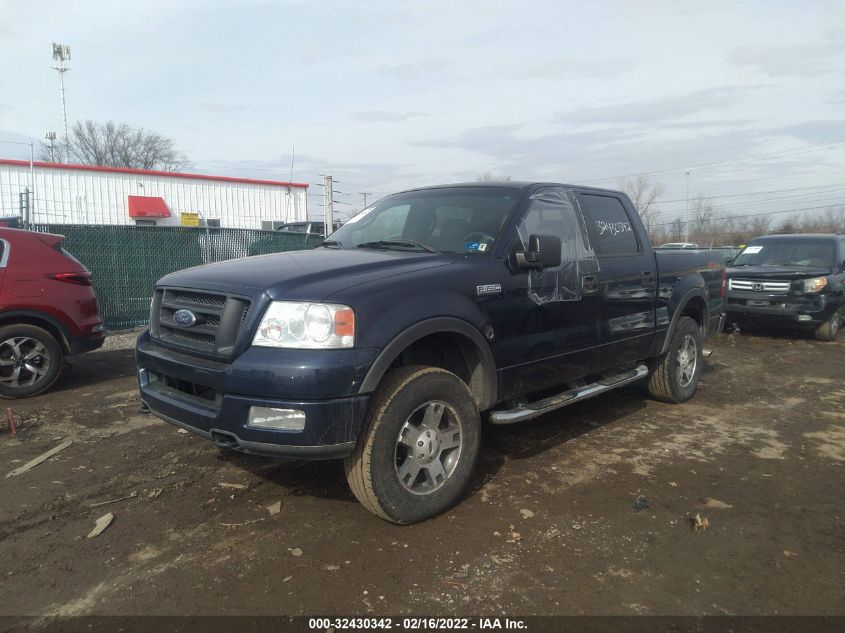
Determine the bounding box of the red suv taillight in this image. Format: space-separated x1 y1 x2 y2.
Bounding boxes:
720 269 727 297
47 272 93 286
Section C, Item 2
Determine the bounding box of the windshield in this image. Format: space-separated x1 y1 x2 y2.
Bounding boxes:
732 239 835 268
325 187 521 254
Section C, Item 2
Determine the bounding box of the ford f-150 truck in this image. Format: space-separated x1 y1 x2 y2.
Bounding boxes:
136 183 726 523
726 233 845 341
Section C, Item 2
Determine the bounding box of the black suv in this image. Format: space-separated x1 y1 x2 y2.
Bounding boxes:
726 234 845 341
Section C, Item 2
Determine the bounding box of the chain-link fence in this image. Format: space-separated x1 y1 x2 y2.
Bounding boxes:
33 224 322 330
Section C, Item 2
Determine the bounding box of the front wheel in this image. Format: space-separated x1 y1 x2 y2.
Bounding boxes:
344 366 481 524
647 316 703 403
814 309 842 342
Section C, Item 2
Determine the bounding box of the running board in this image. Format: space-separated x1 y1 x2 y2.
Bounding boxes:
489 364 650 425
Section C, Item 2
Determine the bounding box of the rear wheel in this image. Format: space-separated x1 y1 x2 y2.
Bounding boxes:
344 366 481 524
0 324 64 398
814 309 842 342
647 316 703 403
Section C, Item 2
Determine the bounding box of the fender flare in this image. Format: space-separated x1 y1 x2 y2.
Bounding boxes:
0 309 72 352
359 316 498 410
660 287 710 355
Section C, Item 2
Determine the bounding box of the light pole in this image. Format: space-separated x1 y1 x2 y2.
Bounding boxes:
44 131 57 162
684 169 691 243
51 43 71 163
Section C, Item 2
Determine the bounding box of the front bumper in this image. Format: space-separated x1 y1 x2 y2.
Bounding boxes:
136 331 376 459
726 291 839 327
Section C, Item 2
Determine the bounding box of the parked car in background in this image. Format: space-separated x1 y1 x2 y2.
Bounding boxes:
275 221 343 237
726 234 845 341
658 242 700 249
137 182 725 523
0 228 105 397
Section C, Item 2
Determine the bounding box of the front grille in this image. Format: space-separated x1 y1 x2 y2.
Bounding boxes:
150 287 252 358
729 278 791 294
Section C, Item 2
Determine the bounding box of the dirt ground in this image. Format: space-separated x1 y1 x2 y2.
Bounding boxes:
0 329 843 618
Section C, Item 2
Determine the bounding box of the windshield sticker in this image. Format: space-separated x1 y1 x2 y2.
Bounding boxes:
742 245 763 254
478 243 488 252
596 220 632 236
464 242 483 251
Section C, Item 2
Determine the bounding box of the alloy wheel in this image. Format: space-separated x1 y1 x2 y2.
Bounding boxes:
676 334 698 388
0 337 52 389
394 400 463 495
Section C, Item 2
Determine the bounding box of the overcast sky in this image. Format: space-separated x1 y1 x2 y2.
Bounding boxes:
1 0 844 225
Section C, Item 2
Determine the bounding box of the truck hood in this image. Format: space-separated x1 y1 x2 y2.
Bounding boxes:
726 265 832 279
157 248 454 301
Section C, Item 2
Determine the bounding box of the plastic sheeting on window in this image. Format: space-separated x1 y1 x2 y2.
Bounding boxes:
516 188 599 305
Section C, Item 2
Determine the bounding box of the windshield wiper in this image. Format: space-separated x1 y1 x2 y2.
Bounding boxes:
316 239 343 248
357 240 436 253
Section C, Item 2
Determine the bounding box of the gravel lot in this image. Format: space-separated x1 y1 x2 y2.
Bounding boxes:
0 329 843 618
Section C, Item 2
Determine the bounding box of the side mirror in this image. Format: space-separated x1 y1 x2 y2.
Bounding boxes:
515 234 561 270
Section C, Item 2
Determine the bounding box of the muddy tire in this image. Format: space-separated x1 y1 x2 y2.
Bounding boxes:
0 324 64 399
647 316 703 404
344 366 481 524
814 309 841 342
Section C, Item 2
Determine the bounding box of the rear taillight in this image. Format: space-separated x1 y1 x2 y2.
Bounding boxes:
48 272 93 286
720 269 727 297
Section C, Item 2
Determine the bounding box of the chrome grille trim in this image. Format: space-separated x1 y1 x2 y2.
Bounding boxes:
729 278 791 294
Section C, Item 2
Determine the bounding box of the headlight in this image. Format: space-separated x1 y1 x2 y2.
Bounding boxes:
800 277 828 293
252 301 354 349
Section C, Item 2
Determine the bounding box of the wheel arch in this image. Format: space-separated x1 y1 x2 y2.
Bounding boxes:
659 288 709 355
359 317 497 411
0 310 70 354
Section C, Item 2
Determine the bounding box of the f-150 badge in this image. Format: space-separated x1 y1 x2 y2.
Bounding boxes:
476 284 502 296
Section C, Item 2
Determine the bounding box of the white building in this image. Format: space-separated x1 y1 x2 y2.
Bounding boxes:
0 159 308 229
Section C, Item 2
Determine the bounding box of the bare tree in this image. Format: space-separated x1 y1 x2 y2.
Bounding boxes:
476 172 511 182
620 176 665 234
40 120 188 171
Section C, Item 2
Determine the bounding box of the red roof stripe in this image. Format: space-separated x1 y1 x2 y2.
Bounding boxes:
0 158 309 189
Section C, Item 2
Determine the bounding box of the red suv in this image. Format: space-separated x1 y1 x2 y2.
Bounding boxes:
0 228 105 397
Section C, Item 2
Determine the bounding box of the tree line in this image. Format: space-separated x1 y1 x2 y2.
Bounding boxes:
621 176 844 247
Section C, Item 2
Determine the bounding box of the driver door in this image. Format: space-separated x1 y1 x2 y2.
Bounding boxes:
483 187 601 400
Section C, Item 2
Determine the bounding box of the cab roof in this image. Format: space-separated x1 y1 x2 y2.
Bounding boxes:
393 181 624 196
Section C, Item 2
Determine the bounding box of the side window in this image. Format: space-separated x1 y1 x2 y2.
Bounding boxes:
0 240 5 267
579 194 639 257
515 188 596 304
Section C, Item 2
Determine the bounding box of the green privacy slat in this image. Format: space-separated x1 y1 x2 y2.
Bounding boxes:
32 224 322 331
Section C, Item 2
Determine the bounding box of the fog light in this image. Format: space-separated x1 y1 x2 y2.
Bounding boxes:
797 314 812 321
248 407 305 430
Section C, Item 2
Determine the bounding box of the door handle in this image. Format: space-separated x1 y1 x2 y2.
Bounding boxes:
582 275 599 294
641 270 656 286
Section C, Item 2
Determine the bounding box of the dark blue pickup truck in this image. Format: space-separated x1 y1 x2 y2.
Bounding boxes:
137 183 725 523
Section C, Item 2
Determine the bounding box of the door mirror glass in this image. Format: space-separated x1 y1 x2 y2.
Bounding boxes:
516 234 561 269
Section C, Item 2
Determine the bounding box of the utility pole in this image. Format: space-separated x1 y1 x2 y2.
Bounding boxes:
359 192 372 210
684 169 691 243
51 43 71 163
323 174 334 236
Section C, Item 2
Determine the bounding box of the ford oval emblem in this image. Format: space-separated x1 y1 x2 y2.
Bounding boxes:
173 309 197 327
